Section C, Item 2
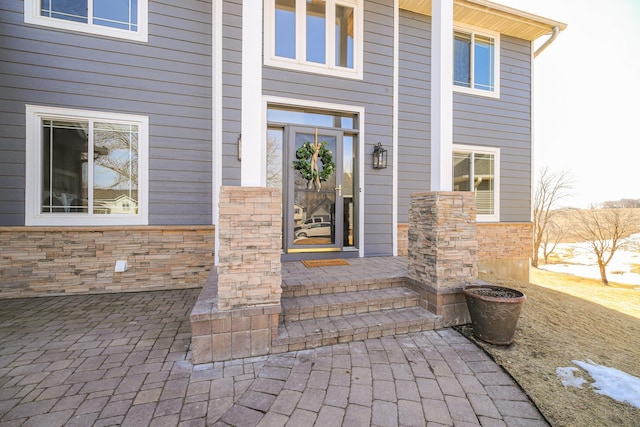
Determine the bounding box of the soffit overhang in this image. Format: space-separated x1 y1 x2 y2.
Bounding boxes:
399 0 567 41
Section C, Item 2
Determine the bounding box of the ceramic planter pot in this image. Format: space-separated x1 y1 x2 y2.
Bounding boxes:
463 285 526 345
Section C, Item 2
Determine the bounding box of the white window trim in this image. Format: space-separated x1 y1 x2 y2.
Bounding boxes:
453 144 500 222
25 105 149 226
24 0 149 43
264 0 364 80
453 23 500 99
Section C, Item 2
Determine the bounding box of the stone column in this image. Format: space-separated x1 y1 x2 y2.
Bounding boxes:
217 186 282 310
407 191 477 326
191 186 282 363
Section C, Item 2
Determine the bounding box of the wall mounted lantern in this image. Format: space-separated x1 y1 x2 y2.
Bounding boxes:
372 142 388 169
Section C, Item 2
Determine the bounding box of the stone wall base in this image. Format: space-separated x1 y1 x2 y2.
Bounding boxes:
400 221 532 282
191 186 283 364
479 259 530 283
407 192 477 327
0 226 214 298
404 279 470 327
190 270 280 364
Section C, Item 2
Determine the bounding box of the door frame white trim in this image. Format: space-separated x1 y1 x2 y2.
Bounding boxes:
263 95 365 257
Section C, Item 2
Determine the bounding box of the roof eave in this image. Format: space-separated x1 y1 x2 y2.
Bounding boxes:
399 0 567 41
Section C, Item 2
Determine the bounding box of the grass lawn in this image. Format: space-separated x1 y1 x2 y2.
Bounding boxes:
457 268 640 426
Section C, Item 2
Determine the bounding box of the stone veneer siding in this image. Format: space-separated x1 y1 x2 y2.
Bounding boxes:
476 222 532 260
408 192 478 288
406 192 477 326
399 221 532 281
397 223 408 257
217 186 282 310
476 222 532 282
0 226 214 298
190 187 282 364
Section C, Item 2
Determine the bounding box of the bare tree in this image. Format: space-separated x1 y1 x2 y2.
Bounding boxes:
266 133 282 189
541 219 565 264
572 207 640 286
532 168 573 267
94 123 139 188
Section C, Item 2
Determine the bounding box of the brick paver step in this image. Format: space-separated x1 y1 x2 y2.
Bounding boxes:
281 287 419 322
280 257 408 297
281 276 406 298
272 306 440 352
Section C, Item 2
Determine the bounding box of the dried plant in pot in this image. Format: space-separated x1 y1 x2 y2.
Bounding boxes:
463 284 526 345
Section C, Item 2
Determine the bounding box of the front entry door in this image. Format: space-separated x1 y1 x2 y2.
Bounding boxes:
286 127 343 251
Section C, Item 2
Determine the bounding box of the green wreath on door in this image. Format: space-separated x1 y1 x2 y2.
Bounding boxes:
292 141 335 190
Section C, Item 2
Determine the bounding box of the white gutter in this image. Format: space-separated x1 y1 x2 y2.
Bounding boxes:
534 26 559 58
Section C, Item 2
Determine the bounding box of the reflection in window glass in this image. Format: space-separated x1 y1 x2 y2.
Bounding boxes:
40 119 139 215
275 0 296 59
474 35 494 91
306 0 326 64
267 128 284 190
335 5 354 68
454 30 495 92
342 135 355 246
452 151 471 192
94 0 138 30
41 0 88 23
42 120 89 213
453 32 471 88
40 0 138 31
93 123 138 214
453 150 495 215
268 107 356 129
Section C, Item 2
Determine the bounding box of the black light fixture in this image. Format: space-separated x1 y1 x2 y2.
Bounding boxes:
372 142 388 169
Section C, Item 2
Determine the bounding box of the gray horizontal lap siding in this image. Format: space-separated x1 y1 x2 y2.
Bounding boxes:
397 13 532 224
398 10 431 224
453 35 532 222
260 0 395 256
0 0 213 226
221 0 241 186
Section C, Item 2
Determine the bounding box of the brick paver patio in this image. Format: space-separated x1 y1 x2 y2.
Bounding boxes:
0 289 548 426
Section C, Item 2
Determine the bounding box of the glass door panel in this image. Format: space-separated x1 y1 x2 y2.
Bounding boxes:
342 134 355 247
287 127 342 250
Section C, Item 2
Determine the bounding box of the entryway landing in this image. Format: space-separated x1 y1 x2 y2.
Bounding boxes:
276 256 441 353
191 257 453 363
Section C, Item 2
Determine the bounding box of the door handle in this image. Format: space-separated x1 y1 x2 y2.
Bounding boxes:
335 184 342 197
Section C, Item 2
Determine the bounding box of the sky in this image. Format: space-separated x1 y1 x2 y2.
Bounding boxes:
498 0 640 208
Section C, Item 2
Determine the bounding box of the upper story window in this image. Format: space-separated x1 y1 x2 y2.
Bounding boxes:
25 105 148 226
265 0 363 79
453 145 500 222
24 0 148 42
453 27 500 98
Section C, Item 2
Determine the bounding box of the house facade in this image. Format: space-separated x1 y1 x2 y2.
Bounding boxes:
0 0 565 297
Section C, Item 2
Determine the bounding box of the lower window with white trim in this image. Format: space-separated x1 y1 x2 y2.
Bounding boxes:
453 145 500 222
25 105 148 226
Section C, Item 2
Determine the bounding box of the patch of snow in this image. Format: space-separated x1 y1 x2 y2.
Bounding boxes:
556 360 640 409
556 366 587 389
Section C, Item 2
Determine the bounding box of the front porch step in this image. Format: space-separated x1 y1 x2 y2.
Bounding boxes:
281 287 419 322
272 306 440 352
281 276 406 298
